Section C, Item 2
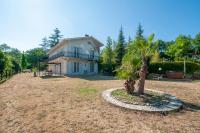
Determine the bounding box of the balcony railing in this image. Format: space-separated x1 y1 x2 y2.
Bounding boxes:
48 51 99 61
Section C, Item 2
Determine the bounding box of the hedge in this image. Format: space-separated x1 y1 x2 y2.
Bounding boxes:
149 61 200 74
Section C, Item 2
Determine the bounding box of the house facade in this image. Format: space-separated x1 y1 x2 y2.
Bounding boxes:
47 36 103 75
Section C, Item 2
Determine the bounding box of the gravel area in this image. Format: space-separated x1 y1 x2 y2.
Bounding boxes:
0 73 200 133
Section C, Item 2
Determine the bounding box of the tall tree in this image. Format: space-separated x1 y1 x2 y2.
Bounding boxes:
136 34 157 94
0 43 11 52
118 25 157 95
0 50 6 75
26 48 47 70
136 23 144 40
115 27 126 67
21 52 27 70
112 40 117 51
128 36 132 44
166 35 192 60
49 28 63 47
193 33 200 55
39 37 49 50
117 43 140 94
4 55 13 73
101 37 115 74
0 44 22 72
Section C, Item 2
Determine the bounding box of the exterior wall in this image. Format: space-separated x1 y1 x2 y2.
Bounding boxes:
49 60 98 75
65 39 99 57
48 64 60 74
49 39 99 58
65 60 98 75
48 38 101 75
48 59 66 75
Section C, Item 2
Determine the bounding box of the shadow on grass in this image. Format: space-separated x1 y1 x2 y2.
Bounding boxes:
182 101 200 111
0 79 7 84
67 75 117 81
0 75 14 84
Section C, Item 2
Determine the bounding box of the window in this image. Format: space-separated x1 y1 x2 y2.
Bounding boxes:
90 63 94 72
73 62 79 73
90 50 94 59
74 47 80 58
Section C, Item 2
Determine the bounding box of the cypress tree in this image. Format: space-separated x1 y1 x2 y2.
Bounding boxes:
39 37 49 50
21 52 27 70
136 23 144 40
49 28 63 47
115 27 126 67
104 37 114 74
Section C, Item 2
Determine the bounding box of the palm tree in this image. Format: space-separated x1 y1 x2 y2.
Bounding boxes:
117 24 157 95
136 34 157 94
117 51 140 94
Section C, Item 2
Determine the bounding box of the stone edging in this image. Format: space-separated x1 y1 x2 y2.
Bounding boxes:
102 87 183 112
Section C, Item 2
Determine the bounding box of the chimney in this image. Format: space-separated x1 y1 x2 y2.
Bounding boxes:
85 34 89 37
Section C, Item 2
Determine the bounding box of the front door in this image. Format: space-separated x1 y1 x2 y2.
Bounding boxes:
55 64 61 75
83 63 88 74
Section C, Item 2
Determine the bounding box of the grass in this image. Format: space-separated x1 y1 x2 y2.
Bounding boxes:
79 87 97 96
111 89 142 103
1 73 200 132
111 89 171 106
192 80 200 83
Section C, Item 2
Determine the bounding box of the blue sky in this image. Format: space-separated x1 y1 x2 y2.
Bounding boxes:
0 0 200 51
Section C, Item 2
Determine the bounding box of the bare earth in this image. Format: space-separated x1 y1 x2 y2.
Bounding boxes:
0 73 200 133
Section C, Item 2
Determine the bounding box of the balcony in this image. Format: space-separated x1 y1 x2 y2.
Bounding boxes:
48 51 99 61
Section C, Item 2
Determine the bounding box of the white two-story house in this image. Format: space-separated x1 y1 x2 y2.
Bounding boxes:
47 35 103 75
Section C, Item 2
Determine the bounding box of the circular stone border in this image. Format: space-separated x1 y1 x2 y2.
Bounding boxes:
102 87 183 112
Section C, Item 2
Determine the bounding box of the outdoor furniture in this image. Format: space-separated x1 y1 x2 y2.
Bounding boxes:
45 70 53 76
166 71 184 79
151 73 163 80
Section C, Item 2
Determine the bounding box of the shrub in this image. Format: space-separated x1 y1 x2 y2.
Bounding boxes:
193 71 200 79
149 61 200 74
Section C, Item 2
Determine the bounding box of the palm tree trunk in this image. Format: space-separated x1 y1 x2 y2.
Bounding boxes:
137 56 147 95
124 79 135 95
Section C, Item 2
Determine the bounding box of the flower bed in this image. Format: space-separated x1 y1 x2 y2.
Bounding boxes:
102 88 183 112
111 89 171 107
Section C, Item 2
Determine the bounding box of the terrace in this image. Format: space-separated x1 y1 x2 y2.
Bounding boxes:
48 51 99 61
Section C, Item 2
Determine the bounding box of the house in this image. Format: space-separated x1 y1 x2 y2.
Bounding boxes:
47 35 104 75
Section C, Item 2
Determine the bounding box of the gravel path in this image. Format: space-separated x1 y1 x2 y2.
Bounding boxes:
0 73 200 133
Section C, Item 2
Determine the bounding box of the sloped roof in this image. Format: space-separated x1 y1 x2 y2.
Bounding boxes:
47 36 104 54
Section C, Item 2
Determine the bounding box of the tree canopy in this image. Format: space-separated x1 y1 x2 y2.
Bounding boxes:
0 50 6 74
166 35 192 60
48 28 63 48
26 48 48 70
100 37 115 75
